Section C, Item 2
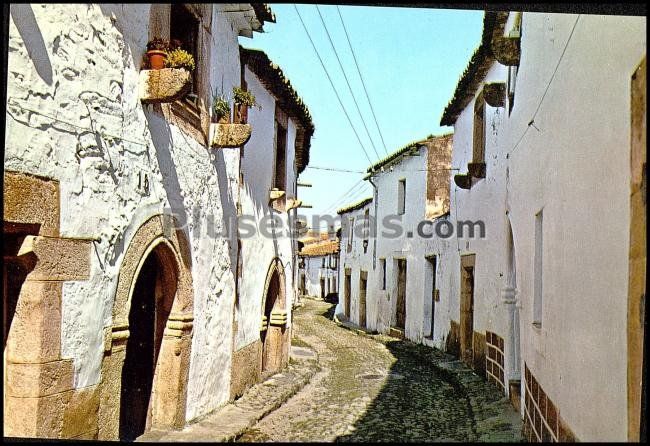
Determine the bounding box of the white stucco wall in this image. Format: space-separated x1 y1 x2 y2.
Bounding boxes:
5 3 262 423
502 13 646 441
235 66 298 352
336 202 374 327
299 254 338 298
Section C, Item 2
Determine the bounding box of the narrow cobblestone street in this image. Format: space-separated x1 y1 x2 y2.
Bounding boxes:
237 298 522 442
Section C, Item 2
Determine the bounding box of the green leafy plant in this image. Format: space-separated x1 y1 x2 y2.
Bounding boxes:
212 89 231 121
232 86 259 109
166 48 196 72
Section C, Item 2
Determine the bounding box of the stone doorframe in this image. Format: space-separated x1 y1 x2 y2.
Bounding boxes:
3 171 94 439
98 214 194 440
260 258 289 378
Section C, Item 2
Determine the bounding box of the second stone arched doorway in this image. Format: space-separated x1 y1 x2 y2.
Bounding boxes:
260 258 289 377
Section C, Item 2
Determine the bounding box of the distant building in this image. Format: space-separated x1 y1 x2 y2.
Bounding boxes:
336 197 374 328
297 238 340 300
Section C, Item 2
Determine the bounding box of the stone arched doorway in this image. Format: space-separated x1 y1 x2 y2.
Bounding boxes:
260 259 289 376
99 215 194 440
119 241 178 440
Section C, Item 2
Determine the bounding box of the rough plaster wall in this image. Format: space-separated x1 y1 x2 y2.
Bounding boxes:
372 148 429 341
504 13 646 441
449 59 510 346
301 255 335 297
6 4 246 421
235 67 296 352
335 204 373 326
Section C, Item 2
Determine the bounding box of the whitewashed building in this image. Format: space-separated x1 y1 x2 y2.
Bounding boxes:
3 3 313 440
230 47 314 399
336 197 374 328
363 134 454 339
440 10 646 442
297 238 340 300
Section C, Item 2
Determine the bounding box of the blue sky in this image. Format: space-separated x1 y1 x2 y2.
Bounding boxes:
240 4 484 229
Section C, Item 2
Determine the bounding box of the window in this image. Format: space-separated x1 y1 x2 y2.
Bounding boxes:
347 217 354 252
274 106 287 191
322 257 326 268
473 90 486 164
533 209 543 326
170 4 200 99
379 258 386 290
398 179 406 215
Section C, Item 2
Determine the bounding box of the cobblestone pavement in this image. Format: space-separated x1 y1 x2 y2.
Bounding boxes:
237 298 523 442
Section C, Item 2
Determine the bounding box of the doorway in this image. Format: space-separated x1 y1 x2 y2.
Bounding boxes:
396 259 407 329
426 256 437 337
460 254 475 367
261 260 287 376
320 277 325 300
119 245 176 441
359 271 367 328
344 269 351 318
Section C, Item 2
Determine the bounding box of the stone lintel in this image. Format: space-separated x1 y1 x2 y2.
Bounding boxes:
20 235 92 281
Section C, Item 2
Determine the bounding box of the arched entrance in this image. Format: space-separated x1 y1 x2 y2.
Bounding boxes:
503 217 521 412
119 242 177 441
260 259 288 376
99 215 194 440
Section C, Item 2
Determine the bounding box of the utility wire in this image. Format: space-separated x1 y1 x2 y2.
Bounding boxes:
325 184 372 216
293 4 375 167
322 181 366 214
336 5 389 157
315 4 382 162
321 178 366 214
306 165 365 173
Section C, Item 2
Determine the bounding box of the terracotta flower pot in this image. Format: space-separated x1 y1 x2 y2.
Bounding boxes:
147 50 167 70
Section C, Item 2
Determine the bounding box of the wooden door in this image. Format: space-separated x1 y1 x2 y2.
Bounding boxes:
359 272 367 328
396 259 407 329
320 277 325 299
460 255 475 366
120 254 157 441
344 270 351 317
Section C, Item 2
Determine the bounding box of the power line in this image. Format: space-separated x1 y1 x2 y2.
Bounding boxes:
315 4 382 162
306 165 365 173
326 184 372 216
336 5 389 157
293 4 375 167
321 180 366 214
321 178 366 214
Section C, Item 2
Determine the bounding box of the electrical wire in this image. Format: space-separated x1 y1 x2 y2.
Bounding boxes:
315 4 382 162
336 5 390 157
293 4 375 167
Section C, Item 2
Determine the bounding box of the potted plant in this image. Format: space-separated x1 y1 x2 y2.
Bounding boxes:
146 38 169 70
212 89 231 124
232 86 258 124
165 48 196 72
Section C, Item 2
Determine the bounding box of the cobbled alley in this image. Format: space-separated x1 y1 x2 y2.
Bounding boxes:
237 298 523 442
